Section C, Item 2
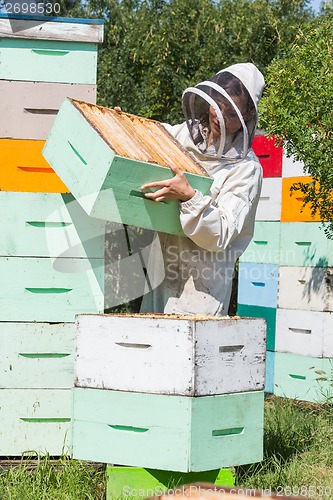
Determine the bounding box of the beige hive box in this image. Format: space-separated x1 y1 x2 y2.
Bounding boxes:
43 98 213 236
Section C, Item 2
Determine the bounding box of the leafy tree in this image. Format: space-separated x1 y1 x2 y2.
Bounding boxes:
259 13 333 236
79 0 315 122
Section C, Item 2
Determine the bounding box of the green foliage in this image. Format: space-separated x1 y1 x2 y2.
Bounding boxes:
259 14 333 237
77 0 314 123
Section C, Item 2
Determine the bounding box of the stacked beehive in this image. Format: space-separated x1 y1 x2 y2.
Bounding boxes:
238 134 333 403
72 314 266 497
0 13 104 455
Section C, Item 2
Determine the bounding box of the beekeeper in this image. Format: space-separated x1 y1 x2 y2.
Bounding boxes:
139 62 265 315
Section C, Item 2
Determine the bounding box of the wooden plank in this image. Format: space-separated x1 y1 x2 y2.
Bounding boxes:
0 257 104 322
106 466 235 500
0 192 105 258
255 178 282 221
239 221 280 264
278 266 333 312
237 262 279 308
273 352 333 403
72 388 264 471
0 322 74 389
0 39 98 84
0 80 96 140
43 99 213 235
280 222 333 267
237 304 276 351
0 389 72 456
74 315 266 395
281 177 322 222
0 17 104 43
0 139 69 193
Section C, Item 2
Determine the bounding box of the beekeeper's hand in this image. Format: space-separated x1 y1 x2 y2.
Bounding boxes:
140 164 196 202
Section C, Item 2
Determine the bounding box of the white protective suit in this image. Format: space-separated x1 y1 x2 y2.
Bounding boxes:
140 62 265 315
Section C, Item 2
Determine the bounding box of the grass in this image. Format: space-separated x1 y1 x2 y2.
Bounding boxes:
237 395 333 498
0 454 106 500
0 396 332 499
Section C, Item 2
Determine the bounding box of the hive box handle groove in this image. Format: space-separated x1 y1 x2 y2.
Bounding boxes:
289 374 306 380
19 353 70 358
24 108 58 115
212 427 244 437
115 342 152 349
17 166 54 173
251 282 265 287
295 241 311 246
253 241 268 245
108 425 149 433
20 418 71 423
130 189 170 205
68 141 87 165
219 345 244 353
25 288 73 294
32 49 70 56
288 328 312 335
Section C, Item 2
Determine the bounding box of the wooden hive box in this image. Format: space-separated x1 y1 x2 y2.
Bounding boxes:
74 314 266 396
43 98 213 236
72 387 264 472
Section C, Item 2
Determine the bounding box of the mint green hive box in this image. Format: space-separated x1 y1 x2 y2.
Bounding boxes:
43 98 213 236
72 388 264 472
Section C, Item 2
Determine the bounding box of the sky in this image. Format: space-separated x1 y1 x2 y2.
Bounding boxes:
310 0 322 12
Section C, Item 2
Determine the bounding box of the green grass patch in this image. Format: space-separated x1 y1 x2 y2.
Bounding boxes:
237 395 333 498
0 454 106 500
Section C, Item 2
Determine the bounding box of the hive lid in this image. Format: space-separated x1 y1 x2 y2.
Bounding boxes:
71 99 209 177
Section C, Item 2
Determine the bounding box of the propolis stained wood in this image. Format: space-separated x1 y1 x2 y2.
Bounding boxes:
43 98 213 235
75 314 266 395
0 138 69 192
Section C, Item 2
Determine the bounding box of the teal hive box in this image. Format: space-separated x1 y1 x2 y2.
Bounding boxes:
43 98 213 236
72 388 264 472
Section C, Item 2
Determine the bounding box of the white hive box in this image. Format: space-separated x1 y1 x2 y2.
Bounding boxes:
255 178 282 221
75 314 266 396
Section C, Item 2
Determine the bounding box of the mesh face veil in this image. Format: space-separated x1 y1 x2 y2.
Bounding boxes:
182 68 259 161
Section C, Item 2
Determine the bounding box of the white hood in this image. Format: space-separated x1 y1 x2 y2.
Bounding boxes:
182 62 265 162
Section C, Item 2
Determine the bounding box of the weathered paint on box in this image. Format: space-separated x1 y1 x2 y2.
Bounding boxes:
273 352 333 403
279 222 333 267
0 80 96 140
282 154 307 178
75 314 266 395
0 139 69 193
0 389 72 456
0 16 104 43
106 466 235 500
0 257 104 322
237 304 276 351
252 135 282 178
278 266 333 312
72 388 264 472
0 192 105 258
0 322 74 388
239 221 280 264
255 178 282 221
43 98 213 235
275 308 333 358
0 38 98 84
281 177 321 222
265 351 274 394
237 263 279 308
